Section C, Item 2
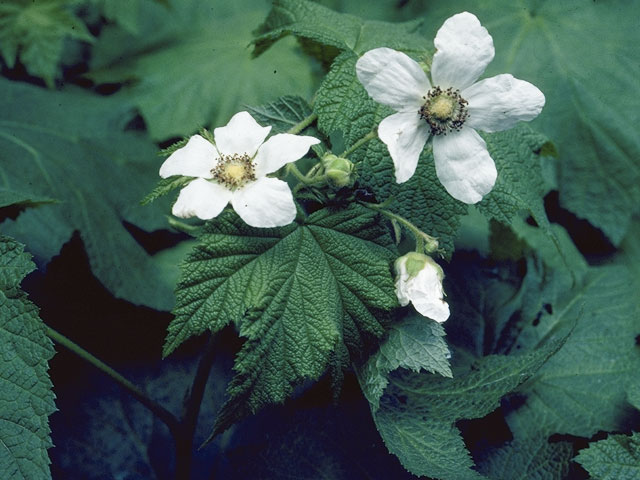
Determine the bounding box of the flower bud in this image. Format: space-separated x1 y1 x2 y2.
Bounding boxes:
394 252 449 323
323 154 355 188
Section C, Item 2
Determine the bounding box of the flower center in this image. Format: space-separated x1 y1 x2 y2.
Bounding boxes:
211 153 256 189
418 86 468 135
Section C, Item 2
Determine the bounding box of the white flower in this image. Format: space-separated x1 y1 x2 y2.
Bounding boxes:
356 12 545 204
159 111 320 228
395 252 450 323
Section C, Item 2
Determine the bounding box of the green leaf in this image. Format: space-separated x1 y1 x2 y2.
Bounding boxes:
0 189 56 211
358 314 452 412
372 341 565 480
245 95 313 134
507 265 640 439
417 0 640 245
88 0 315 141
477 438 573 480
0 236 55 480
0 0 93 87
86 0 161 34
254 0 429 58
0 78 175 310
165 205 398 434
575 433 640 480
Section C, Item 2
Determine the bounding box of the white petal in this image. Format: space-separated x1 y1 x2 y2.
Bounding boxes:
253 134 321 177
213 111 271 157
378 111 431 183
431 12 495 90
408 267 450 323
231 177 296 228
432 128 497 204
356 47 431 112
463 74 546 132
159 135 216 179
172 178 232 220
394 257 412 307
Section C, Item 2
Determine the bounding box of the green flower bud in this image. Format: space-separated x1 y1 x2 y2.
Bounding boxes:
323 154 354 188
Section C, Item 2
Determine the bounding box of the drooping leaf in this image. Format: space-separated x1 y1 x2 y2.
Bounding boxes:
165 205 398 434
0 78 175 310
575 433 640 480
358 314 452 412
0 236 55 480
417 0 640 245
254 0 429 58
371 339 566 480
0 0 93 87
88 0 315 141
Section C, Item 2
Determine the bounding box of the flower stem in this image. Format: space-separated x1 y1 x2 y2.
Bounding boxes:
340 130 376 158
287 113 318 135
45 325 181 436
361 202 439 254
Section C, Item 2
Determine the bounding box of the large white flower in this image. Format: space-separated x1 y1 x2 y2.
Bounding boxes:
395 252 450 323
356 12 545 204
159 111 320 228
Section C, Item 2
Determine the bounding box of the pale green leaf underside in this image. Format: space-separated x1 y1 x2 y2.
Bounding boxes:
508 266 640 439
89 0 315 141
0 78 175 310
0 236 55 480
575 433 640 480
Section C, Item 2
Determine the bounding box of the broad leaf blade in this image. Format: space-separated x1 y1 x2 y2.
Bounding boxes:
165 205 397 434
89 0 315 141
0 79 175 310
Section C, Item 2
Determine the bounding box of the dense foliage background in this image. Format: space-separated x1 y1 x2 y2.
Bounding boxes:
1 1 638 479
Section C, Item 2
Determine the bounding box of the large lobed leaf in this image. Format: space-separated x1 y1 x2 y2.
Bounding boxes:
0 236 55 480
88 0 315 141
507 265 640 439
416 0 640 245
165 205 398 435
0 78 174 310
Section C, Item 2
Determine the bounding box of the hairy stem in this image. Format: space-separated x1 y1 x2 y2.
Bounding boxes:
286 112 318 135
340 130 376 158
45 325 181 436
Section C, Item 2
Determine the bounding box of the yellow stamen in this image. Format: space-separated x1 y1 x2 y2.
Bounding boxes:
224 163 246 182
431 97 454 120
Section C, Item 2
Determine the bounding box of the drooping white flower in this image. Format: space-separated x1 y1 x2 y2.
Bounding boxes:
159 111 320 228
356 12 545 204
394 252 450 323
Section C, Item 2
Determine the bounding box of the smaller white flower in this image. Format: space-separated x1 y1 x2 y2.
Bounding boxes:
395 252 450 323
159 111 320 228
356 12 545 204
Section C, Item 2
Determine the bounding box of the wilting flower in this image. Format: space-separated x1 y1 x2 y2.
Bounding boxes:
159 111 319 228
356 12 545 204
395 252 450 323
